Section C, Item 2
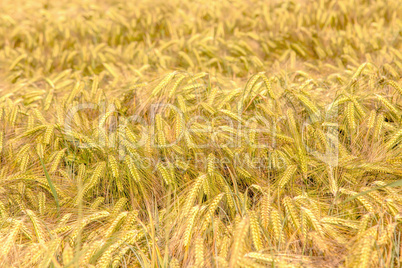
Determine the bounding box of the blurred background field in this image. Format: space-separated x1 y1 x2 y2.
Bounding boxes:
0 0 401 267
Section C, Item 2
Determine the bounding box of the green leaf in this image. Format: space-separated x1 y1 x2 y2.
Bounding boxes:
343 179 402 204
40 157 60 213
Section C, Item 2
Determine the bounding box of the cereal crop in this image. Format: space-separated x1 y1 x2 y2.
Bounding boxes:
0 0 401 267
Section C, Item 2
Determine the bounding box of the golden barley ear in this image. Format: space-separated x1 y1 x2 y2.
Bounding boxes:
62 243 73 266
194 236 205 267
183 206 200 248
1 220 23 260
249 211 263 251
125 155 141 183
229 216 249 267
38 237 62 268
278 164 297 189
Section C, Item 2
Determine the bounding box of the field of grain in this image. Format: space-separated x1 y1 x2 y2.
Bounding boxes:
0 0 401 267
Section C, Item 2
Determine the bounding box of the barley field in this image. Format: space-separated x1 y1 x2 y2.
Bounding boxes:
0 0 401 267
